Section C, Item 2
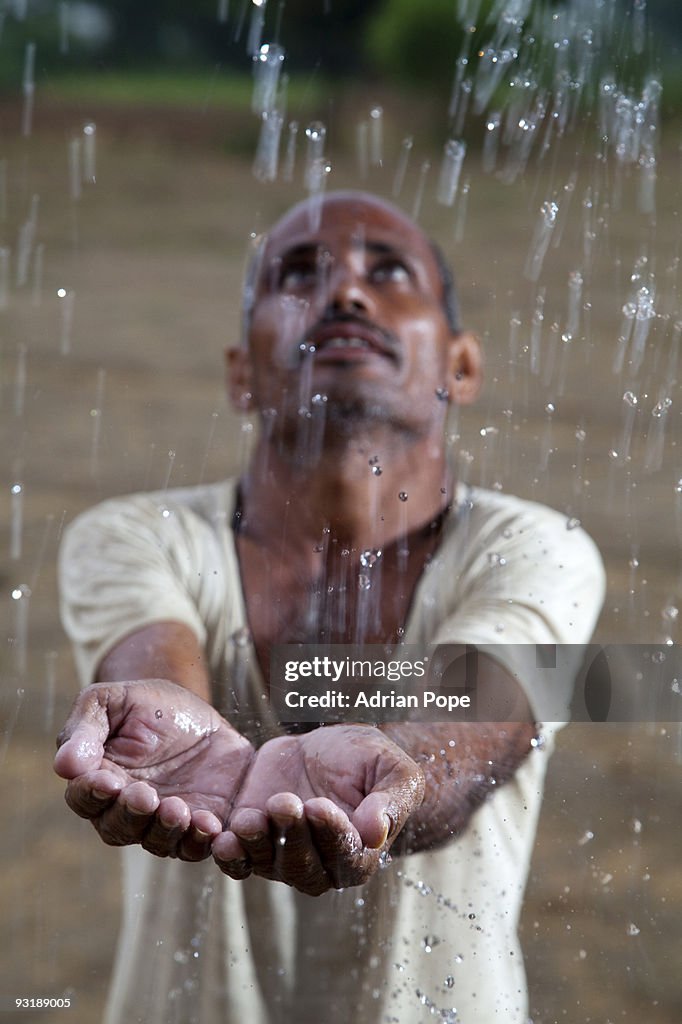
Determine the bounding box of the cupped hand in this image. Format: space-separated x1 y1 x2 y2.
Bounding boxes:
212 725 425 895
54 679 254 860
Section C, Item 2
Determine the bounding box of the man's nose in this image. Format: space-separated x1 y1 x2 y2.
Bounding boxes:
326 266 374 317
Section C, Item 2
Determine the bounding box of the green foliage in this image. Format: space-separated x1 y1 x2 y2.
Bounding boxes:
46 70 329 113
365 0 465 88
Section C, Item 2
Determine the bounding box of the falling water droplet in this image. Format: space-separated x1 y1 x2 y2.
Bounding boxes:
360 549 382 568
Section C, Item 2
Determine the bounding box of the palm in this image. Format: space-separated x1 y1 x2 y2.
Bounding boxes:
55 679 253 858
235 726 402 818
213 725 425 894
93 684 251 820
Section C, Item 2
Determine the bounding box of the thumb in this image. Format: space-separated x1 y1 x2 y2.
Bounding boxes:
53 685 114 779
351 791 393 850
352 757 426 850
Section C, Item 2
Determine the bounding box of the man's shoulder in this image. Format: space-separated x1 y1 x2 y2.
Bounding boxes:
63 478 239 546
453 484 604 575
459 484 593 537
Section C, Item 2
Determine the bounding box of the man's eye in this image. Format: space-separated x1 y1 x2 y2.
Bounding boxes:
370 260 411 284
279 264 318 289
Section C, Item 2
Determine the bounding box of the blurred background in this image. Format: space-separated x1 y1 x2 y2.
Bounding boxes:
1 1 681 1021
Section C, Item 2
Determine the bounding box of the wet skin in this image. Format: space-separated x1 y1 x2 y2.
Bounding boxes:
55 676 423 889
55 192 534 895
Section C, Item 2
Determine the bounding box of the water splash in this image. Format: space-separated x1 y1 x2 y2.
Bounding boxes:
392 136 413 198
21 42 35 137
437 140 466 206
253 111 284 182
525 200 559 281
252 42 285 115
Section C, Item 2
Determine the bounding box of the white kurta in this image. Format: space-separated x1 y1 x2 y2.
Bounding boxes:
59 479 605 1023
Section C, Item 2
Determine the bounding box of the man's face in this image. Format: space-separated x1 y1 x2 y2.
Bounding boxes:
230 192 478 440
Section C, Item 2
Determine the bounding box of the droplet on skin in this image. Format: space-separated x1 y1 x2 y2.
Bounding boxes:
398 491 408 502
155 709 163 720
566 517 581 530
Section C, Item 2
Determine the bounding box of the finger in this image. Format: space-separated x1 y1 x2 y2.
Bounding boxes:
212 831 252 880
177 810 223 863
304 798 373 889
64 769 126 819
229 808 275 877
142 796 191 857
351 792 393 849
93 781 160 846
266 793 330 896
353 758 426 849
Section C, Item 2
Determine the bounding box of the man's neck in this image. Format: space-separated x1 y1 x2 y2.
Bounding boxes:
238 433 453 563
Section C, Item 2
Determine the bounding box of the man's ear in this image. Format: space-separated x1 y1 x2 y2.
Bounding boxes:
225 346 256 412
445 331 482 405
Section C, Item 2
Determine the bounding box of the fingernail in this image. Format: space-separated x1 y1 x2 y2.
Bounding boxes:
193 828 211 840
241 830 265 842
270 812 298 829
371 814 391 849
305 813 326 829
126 805 150 817
93 788 111 801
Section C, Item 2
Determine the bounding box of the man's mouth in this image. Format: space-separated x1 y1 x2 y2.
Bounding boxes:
302 319 398 362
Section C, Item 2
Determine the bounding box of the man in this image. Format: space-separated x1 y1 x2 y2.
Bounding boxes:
55 191 605 1023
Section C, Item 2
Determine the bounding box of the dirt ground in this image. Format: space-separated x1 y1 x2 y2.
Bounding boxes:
1 90 681 1023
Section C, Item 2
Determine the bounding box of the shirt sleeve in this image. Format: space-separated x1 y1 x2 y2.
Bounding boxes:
431 499 606 725
59 495 213 687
